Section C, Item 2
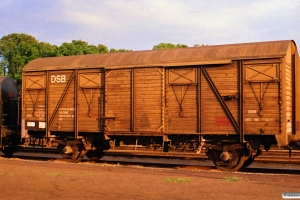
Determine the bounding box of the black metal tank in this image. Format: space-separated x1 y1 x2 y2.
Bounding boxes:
0 76 20 137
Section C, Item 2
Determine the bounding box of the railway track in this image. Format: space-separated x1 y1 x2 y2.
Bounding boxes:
14 147 300 165
104 149 300 165
95 157 300 175
1 150 300 175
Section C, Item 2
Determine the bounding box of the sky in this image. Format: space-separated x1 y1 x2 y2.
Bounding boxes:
0 0 299 50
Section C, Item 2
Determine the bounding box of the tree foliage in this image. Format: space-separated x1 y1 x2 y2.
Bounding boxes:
194 44 208 47
0 34 109 80
152 43 188 50
109 48 132 53
0 33 41 80
57 40 108 56
38 42 58 57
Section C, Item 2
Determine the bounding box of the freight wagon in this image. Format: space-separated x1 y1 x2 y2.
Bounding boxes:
20 40 300 171
0 77 20 155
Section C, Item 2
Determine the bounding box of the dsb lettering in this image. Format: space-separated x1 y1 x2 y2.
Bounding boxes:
51 75 66 83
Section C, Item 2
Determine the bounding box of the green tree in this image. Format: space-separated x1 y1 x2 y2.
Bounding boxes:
0 33 126 79
109 48 132 53
194 44 208 47
0 33 41 80
0 58 7 76
85 44 109 54
38 42 58 57
152 43 188 50
57 40 108 56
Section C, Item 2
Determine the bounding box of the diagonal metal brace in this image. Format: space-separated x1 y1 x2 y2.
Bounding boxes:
48 71 76 128
202 68 240 134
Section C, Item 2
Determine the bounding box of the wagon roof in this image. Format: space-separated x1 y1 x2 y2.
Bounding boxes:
23 40 296 71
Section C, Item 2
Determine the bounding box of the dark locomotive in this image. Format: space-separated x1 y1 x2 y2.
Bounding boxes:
1 40 300 171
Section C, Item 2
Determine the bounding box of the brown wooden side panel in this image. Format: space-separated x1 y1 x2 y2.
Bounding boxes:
77 70 104 132
201 64 237 134
166 68 198 133
23 73 46 129
134 68 163 131
243 83 280 134
48 71 75 132
243 62 281 135
105 69 131 131
206 63 239 124
23 89 46 121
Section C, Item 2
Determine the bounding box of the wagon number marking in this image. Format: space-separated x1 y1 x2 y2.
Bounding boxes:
244 118 272 122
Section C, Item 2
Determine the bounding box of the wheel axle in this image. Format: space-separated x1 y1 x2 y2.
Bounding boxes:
63 146 73 154
220 151 231 161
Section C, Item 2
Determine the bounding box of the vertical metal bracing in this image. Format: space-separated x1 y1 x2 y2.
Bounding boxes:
104 71 108 133
164 68 168 133
160 67 166 150
131 69 135 132
46 71 50 138
102 72 104 132
239 61 244 143
161 68 164 133
198 67 202 133
202 67 240 134
75 70 78 139
99 94 104 132
278 59 283 136
162 67 168 146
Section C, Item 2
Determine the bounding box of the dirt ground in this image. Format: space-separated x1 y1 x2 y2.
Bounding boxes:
0 157 299 200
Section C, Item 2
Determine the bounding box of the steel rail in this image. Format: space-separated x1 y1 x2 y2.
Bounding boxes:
7 147 300 165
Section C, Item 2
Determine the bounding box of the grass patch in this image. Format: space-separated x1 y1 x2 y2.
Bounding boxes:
222 177 243 182
164 178 192 183
46 172 64 177
0 173 15 176
7 174 15 176
78 174 92 176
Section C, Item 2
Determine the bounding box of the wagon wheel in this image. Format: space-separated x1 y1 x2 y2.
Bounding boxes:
209 149 245 172
2 146 17 157
2 137 19 157
58 144 85 163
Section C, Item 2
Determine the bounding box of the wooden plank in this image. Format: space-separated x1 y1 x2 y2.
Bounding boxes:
200 64 239 134
166 68 198 133
134 68 163 131
105 69 131 131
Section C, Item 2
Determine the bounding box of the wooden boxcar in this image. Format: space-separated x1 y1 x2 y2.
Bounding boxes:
21 40 300 171
0 76 20 155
